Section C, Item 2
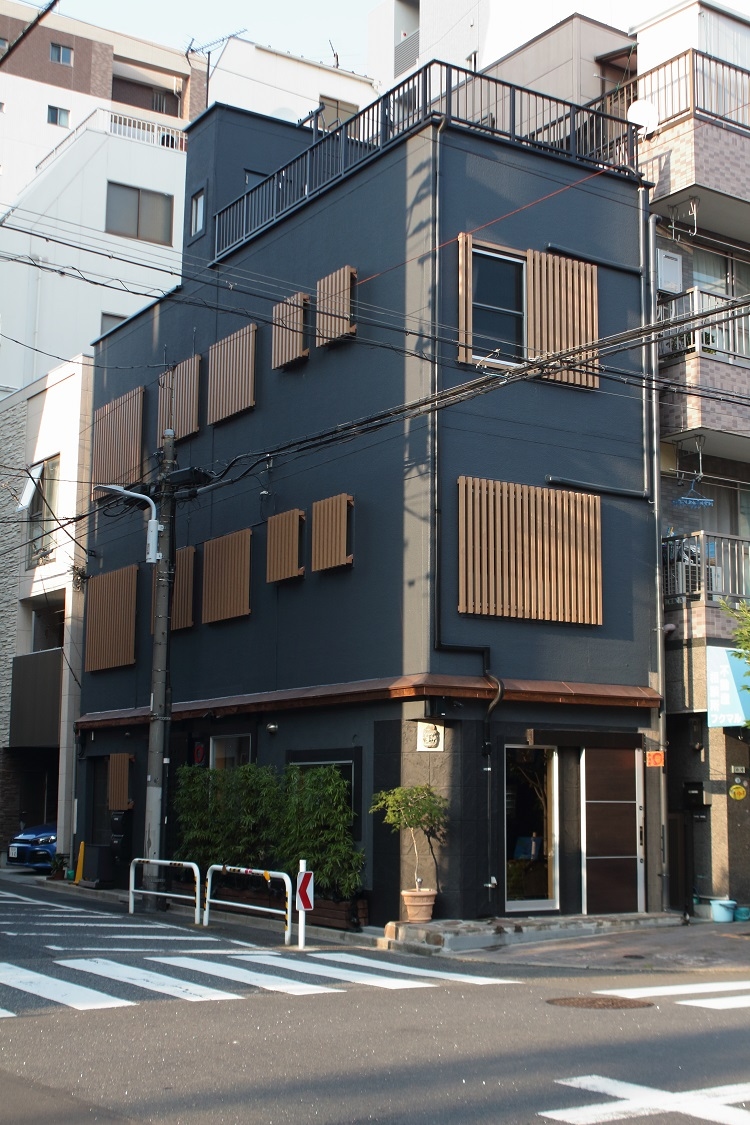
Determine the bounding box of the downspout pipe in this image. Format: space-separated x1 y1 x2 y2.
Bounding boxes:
649 211 670 912
430 114 499 908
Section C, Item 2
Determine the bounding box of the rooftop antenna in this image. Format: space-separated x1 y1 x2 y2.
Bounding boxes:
188 30 247 110
329 39 340 68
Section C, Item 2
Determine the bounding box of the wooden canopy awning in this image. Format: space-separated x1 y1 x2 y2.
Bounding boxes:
76 674 660 730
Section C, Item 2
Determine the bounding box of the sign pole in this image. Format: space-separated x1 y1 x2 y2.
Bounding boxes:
298 859 306 950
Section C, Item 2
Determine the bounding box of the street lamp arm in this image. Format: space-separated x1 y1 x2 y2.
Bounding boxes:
92 483 157 522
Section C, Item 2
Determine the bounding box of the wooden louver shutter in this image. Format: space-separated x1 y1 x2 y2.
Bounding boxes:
457 476 602 624
272 293 309 369
91 387 144 488
85 565 139 671
207 324 256 424
202 529 251 623
267 510 305 582
157 356 200 441
526 250 599 387
108 753 130 811
316 266 356 346
312 494 353 571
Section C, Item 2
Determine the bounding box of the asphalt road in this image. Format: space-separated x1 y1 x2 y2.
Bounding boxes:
1 881 750 1124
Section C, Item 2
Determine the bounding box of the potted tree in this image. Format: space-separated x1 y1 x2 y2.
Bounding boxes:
370 784 448 922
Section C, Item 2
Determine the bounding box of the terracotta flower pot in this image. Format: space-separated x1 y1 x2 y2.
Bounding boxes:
401 888 437 922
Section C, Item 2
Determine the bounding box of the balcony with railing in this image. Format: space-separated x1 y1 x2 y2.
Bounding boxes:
659 289 750 364
35 107 187 175
214 60 637 261
663 532 750 611
591 49 750 135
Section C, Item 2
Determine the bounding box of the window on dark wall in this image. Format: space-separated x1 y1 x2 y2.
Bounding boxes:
105 182 173 245
190 189 205 236
471 249 525 365
287 748 363 842
210 735 253 769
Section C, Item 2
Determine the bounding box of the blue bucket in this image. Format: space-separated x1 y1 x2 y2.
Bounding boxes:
711 899 737 922
734 906 750 922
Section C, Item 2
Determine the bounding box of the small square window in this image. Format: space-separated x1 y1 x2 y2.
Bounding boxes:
50 43 73 65
47 105 70 128
190 189 205 236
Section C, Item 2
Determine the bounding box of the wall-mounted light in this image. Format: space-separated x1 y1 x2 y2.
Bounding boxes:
266 722 278 735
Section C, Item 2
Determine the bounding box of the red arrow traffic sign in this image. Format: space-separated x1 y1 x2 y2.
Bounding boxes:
296 870 314 911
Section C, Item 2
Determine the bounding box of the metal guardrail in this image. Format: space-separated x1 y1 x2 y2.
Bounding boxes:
214 59 636 260
129 858 201 924
203 864 293 944
663 532 750 604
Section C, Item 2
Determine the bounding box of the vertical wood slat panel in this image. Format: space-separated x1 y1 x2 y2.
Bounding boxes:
85 565 138 671
316 266 357 346
526 251 599 387
312 494 353 571
207 325 256 424
202 529 251 623
457 232 473 363
92 387 144 487
272 293 309 369
266 510 305 582
157 356 200 441
108 753 130 811
457 477 602 624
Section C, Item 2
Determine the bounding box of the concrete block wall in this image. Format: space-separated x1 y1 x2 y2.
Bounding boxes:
661 354 750 437
641 117 750 207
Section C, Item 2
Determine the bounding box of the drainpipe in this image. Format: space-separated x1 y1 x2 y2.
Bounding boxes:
430 114 499 909
649 211 670 912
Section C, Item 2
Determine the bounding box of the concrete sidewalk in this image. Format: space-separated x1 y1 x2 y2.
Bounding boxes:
4 867 750 971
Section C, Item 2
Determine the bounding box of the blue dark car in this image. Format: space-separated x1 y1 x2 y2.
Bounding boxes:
7 824 57 870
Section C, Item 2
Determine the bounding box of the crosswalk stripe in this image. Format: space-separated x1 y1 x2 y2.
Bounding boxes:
0 961 134 1010
234 953 434 990
680 995 750 1010
57 958 241 1002
151 956 339 996
596 980 750 999
312 951 518 985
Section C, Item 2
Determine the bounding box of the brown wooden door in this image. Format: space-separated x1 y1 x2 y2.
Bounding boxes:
584 748 641 913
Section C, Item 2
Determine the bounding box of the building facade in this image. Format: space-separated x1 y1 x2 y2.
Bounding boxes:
74 64 662 922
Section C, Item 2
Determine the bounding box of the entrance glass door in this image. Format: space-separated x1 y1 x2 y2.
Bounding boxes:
505 745 559 911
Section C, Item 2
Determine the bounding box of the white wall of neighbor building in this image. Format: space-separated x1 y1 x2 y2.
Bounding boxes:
1 127 184 390
209 39 377 123
0 75 109 206
0 354 92 856
635 1 750 73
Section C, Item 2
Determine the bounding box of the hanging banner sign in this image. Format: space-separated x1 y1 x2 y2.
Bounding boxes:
706 647 750 728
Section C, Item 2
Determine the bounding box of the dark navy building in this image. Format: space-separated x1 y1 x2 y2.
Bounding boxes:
76 63 663 924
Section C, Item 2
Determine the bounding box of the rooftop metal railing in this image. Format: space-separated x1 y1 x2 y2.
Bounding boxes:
214 60 637 261
36 108 186 174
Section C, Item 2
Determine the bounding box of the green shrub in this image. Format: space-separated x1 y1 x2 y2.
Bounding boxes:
277 766 364 900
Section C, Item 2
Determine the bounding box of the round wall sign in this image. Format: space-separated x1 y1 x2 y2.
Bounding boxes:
729 784 747 801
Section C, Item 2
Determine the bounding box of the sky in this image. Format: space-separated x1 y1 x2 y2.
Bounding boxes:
47 0 382 74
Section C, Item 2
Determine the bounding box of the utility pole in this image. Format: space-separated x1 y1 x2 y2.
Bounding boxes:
143 429 176 888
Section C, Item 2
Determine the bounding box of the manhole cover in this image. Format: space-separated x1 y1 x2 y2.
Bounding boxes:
547 996 653 1010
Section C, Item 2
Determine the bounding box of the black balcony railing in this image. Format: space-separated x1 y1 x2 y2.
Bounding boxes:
214 60 637 261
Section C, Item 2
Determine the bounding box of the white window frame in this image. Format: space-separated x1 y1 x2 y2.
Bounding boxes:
471 247 526 366
190 189 205 236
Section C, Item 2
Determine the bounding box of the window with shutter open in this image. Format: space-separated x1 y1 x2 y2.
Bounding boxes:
316 266 356 346
267 510 305 582
272 293 309 369
312 493 353 571
458 233 599 387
